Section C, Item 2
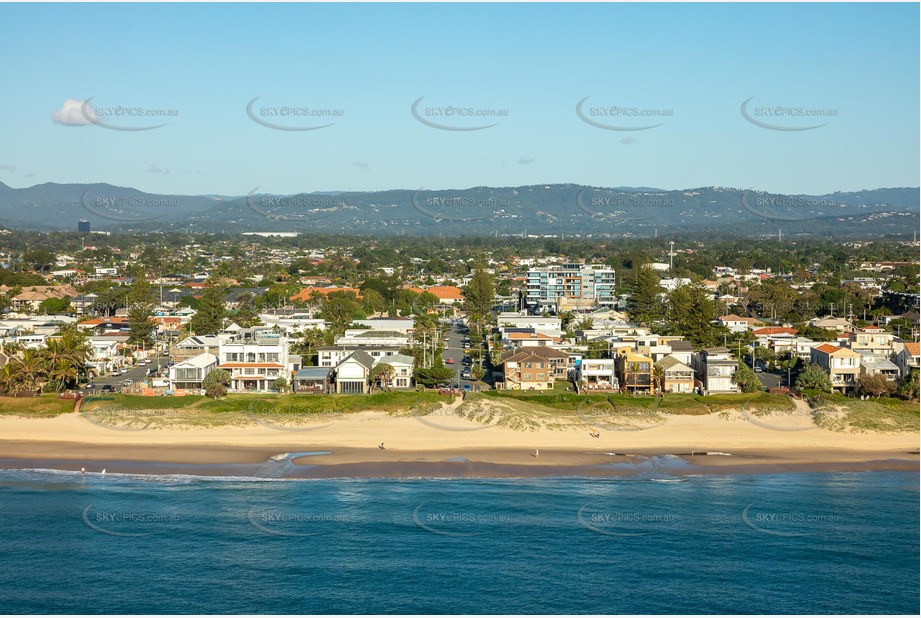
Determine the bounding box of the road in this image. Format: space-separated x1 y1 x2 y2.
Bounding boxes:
440 319 479 389
84 351 171 394
756 370 782 390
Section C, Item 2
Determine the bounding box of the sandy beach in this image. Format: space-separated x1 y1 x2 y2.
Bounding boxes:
0 406 917 478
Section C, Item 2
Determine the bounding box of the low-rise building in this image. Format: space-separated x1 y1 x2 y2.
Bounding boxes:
693 347 738 394
374 354 415 389
168 353 219 393
616 351 654 394
501 350 556 390
333 350 375 394
810 343 861 393
893 342 920 378
574 358 618 391
218 328 298 392
293 366 332 394
655 355 696 393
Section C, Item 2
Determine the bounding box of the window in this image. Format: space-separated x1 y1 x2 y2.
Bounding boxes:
523 373 532 380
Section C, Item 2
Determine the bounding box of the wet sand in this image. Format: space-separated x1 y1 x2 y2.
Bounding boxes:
0 441 916 479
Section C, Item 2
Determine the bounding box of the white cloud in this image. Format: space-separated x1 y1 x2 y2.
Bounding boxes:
0 164 14 172
620 136 637 145
146 162 170 175
352 161 370 171
51 98 96 125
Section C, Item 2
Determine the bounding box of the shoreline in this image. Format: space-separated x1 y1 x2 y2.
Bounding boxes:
0 441 917 479
0 408 917 479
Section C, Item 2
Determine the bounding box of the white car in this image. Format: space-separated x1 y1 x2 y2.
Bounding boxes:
123 379 134 386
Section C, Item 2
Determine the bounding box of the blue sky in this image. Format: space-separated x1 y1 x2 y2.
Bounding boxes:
0 2 918 197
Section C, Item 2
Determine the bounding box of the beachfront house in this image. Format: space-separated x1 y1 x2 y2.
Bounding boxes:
857 351 900 383
655 355 696 393
501 350 556 391
810 343 861 393
293 366 332 394
693 347 738 395
374 354 415 389
218 328 298 393
616 351 654 395
333 350 375 394
168 352 219 393
574 358 618 391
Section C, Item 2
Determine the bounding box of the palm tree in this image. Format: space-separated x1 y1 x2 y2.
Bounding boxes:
0 363 21 395
652 364 665 396
48 359 78 393
13 349 47 393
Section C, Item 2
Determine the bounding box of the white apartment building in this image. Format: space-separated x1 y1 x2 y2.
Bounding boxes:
525 263 616 310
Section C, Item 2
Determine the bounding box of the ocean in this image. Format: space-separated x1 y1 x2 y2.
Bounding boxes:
0 467 917 614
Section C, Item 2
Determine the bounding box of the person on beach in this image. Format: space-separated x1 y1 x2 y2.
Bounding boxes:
81 466 85 475
101 468 106 475
379 443 385 450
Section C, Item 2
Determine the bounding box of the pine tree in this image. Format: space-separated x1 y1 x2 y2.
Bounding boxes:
628 267 662 326
127 271 156 346
190 278 228 335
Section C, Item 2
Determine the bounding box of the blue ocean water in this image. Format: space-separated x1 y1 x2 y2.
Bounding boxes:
0 468 917 614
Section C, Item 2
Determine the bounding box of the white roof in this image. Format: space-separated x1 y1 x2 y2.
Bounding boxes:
175 352 218 368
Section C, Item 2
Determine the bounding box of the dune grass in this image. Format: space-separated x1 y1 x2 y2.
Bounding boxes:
0 395 75 418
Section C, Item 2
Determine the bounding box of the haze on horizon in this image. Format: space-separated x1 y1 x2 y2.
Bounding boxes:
0 2 918 198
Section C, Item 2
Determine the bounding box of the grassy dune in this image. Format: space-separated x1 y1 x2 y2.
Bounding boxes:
0 396 75 418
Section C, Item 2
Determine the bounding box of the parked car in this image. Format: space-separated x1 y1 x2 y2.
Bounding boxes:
84 382 95 389
461 384 472 392
122 379 133 386
101 385 116 393
461 369 472 379
446 357 455 364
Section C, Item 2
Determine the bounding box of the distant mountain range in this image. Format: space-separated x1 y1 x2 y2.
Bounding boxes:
0 181 917 238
